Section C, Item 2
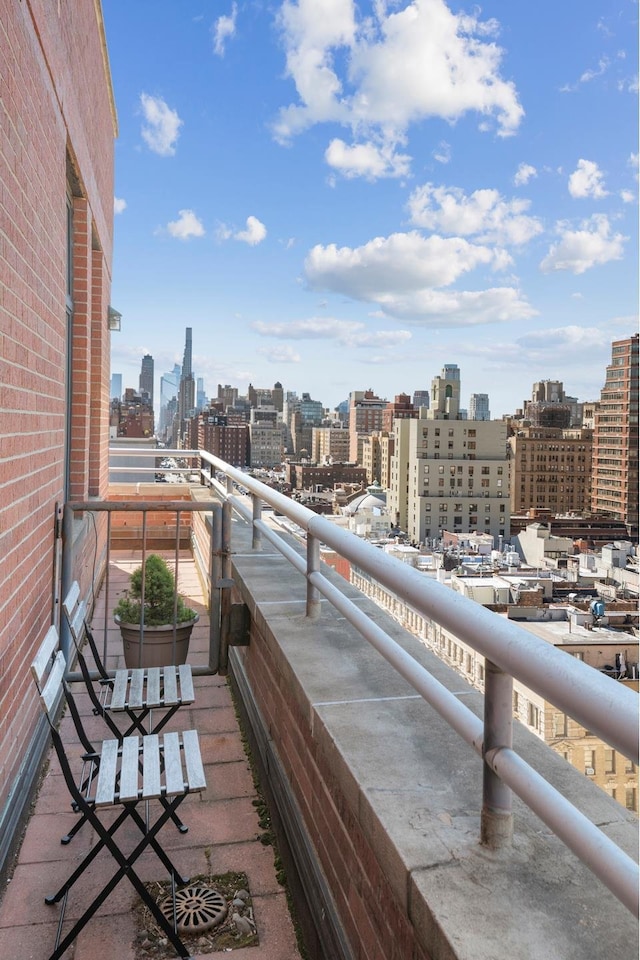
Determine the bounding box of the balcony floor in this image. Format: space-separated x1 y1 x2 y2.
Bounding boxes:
0 553 301 959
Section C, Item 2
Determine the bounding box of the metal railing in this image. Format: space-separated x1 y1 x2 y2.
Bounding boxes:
107 446 639 913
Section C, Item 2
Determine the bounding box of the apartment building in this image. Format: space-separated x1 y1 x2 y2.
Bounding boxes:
248 408 285 467
508 426 592 516
591 334 639 537
388 365 509 544
198 413 249 467
311 423 350 464
348 389 387 463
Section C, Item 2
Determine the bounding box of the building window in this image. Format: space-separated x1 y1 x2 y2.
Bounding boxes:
604 749 615 774
625 788 637 812
625 759 635 774
528 703 539 730
584 749 596 775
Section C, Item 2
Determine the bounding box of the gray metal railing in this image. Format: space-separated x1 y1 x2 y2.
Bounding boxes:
107 446 639 913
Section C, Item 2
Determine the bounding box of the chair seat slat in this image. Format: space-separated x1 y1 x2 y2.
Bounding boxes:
95 739 120 806
178 664 195 703
142 734 162 799
146 668 161 704
162 732 185 795
163 667 178 705
128 669 145 708
182 729 206 791
110 670 129 710
118 736 140 801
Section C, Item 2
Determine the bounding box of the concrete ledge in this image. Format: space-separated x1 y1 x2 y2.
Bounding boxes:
227 516 638 960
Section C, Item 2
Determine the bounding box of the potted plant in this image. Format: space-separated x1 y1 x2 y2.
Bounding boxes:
113 554 198 668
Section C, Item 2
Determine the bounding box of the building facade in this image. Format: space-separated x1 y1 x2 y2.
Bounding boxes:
508 426 592 517
199 413 249 467
1 0 116 868
311 424 350 464
389 366 509 544
591 334 639 537
348 389 387 464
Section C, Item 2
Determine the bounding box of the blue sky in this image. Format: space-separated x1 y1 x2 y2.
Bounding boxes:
104 0 638 417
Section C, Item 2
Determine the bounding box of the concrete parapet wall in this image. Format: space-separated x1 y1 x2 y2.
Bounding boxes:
226 516 638 960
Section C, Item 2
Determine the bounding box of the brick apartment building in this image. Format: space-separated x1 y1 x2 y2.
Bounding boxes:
591 334 639 538
508 426 593 517
0 0 116 872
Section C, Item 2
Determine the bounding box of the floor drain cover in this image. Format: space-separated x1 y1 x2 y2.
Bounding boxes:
160 885 228 933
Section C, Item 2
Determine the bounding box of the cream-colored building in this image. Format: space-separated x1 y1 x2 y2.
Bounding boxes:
311 424 350 464
388 365 509 544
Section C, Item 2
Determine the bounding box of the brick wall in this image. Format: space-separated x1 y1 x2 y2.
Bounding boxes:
237 616 432 960
0 0 114 835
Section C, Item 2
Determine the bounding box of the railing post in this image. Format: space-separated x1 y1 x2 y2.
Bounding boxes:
208 504 222 673
306 534 321 619
481 659 513 850
252 493 262 550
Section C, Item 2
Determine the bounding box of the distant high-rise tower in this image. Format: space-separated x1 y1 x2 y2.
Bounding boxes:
469 393 490 421
196 377 207 412
139 354 154 408
412 390 430 412
178 328 195 435
110 373 122 401
591 334 639 537
159 364 181 440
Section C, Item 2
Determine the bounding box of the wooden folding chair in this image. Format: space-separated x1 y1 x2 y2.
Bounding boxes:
32 634 206 960
63 581 196 741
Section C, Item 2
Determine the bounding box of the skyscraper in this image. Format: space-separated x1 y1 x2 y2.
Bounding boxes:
110 373 122 401
469 393 490 421
591 334 639 537
177 328 195 437
139 354 154 408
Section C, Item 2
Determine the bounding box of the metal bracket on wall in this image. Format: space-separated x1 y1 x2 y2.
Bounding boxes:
217 578 250 673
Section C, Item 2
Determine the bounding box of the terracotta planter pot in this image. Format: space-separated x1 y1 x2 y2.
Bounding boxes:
116 615 198 668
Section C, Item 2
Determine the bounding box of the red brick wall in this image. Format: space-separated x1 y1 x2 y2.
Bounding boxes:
238 623 432 960
0 0 114 818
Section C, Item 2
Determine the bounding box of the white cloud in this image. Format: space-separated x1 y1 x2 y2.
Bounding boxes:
257 344 301 363
375 286 537 325
540 214 626 274
407 183 543 246
325 138 411 179
213 3 238 57
568 159 608 199
514 163 537 186
274 0 523 177
303 230 534 325
252 317 412 347
629 153 639 181
305 231 508 300
620 189 635 203
114 197 127 214
235 216 267 245
140 93 183 156
166 209 205 240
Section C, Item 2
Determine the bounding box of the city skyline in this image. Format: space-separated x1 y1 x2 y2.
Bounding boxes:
105 1 638 416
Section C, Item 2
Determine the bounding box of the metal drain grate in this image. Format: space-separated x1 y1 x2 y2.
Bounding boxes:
160 885 228 933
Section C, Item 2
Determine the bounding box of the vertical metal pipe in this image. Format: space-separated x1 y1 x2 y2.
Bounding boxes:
481 658 513 849
252 494 262 550
209 504 222 673
101 511 112 668
306 534 321 619
60 504 74 664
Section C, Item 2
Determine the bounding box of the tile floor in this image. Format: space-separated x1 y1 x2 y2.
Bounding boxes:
0 553 301 960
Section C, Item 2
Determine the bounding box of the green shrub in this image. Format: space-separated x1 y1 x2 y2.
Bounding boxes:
113 554 197 626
